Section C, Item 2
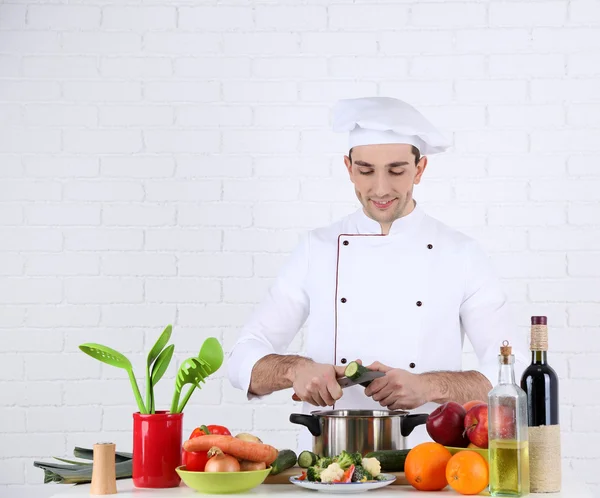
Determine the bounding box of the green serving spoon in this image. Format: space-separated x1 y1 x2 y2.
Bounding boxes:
145 324 173 413
79 343 146 414
149 344 175 413
199 337 224 375
170 357 211 414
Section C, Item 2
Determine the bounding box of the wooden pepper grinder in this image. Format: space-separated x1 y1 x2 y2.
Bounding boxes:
90 442 117 495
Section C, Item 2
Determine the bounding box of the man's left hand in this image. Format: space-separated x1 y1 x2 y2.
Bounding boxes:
364 361 430 410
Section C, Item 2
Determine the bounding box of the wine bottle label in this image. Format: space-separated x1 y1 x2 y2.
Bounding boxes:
530 325 548 351
529 425 561 493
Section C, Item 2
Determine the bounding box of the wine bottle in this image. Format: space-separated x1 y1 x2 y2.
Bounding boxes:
520 315 561 493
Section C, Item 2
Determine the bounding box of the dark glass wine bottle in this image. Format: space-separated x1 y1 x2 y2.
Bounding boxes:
520 315 561 492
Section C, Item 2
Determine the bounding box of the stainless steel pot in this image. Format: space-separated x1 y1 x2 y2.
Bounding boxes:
289 409 428 457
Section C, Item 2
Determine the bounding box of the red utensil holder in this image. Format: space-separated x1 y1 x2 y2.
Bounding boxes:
132 411 183 488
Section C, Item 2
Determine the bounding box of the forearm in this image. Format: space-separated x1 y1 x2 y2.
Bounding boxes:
422 370 492 405
249 354 313 396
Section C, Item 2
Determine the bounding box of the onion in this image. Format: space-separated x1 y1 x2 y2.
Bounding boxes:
235 432 263 443
239 460 267 471
205 447 240 473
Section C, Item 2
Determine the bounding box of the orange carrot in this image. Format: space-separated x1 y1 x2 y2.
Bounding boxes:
183 435 278 465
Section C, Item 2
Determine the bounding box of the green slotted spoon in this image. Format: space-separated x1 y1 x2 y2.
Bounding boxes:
170 357 212 414
79 343 147 414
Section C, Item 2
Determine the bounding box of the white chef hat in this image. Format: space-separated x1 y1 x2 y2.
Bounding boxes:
332 96 451 155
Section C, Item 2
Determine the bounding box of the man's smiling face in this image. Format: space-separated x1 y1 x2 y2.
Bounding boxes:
344 143 427 233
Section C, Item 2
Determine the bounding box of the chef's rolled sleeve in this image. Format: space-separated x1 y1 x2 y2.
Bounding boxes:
227 234 311 400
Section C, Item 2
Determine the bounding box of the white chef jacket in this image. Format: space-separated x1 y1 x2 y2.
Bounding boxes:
227 202 528 451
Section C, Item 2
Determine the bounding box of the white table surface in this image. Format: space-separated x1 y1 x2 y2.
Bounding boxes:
48 477 593 498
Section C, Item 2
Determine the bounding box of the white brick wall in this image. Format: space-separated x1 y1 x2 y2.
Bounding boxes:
1 1 599 496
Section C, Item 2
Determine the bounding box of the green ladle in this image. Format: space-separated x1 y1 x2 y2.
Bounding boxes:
170 357 211 414
79 343 147 414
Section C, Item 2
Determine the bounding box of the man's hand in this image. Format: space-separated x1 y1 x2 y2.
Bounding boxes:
363 361 429 410
292 361 347 407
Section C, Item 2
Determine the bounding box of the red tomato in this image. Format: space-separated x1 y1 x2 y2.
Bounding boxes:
205 425 231 436
182 449 209 472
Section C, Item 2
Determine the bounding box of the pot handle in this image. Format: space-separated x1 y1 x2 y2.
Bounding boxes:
289 414 321 437
401 413 429 438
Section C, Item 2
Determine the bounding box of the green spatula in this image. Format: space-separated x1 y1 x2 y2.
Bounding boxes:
79 343 147 414
145 324 173 413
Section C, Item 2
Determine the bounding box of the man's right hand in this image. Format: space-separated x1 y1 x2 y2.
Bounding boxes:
291 361 347 407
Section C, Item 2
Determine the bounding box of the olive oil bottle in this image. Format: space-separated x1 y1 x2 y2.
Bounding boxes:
488 341 530 496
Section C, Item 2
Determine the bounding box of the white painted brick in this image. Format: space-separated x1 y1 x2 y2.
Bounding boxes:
531 179 600 201
568 103 600 126
298 178 357 203
179 304 253 327
179 254 252 277
103 205 176 227
569 204 600 225
146 277 221 303
530 280 600 302
0 104 22 125
491 252 566 278
488 204 566 226
571 459 600 486
25 306 100 328
64 180 144 201
331 57 408 79
144 228 221 251
101 156 174 178
456 28 531 53
491 54 566 77
301 32 377 55
22 56 98 79
144 81 220 103
253 405 299 431
0 80 60 101
329 4 409 29
0 308 25 328
183 405 254 433
0 128 60 153
65 432 132 456
65 130 143 154
26 353 100 380
102 406 141 432
0 5 26 28
0 434 65 458
570 0 600 24
533 27 599 52
224 229 300 253
222 278 272 304
224 32 300 55
144 33 221 55
176 105 252 127
145 179 221 201
300 81 377 103
380 80 453 106
489 105 564 128
563 433 600 458
569 304 600 326
27 254 99 277
24 156 99 178
0 228 62 252
64 228 143 251
0 459 24 485
425 155 486 179
0 55 20 77
26 204 101 226
62 32 141 55
488 155 566 178
254 155 330 178
303 130 347 154
455 80 527 103
254 202 331 229
380 30 454 55
571 55 600 79
28 407 102 432
102 6 177 30
0 408 26 432
505 302 568 328
179 6 254 30
457 131 529 153
24 104 97 127
412 3 486 26
144 130 220 153
420 204 486 228
460 227 528 252
65 278 143 304
0 204 23 225
0 278 61 305
64 380 136 406
253 254 288 278
414 181 454 203
223 81 297 103
569 254 600 277
0 180 60 201
531 227 600 251
570 355 600 379
0 255 25 276
101 57 172 78
27 5 100 29
531 78 600 102
253 57 327 79
175 57 250 79
223 130 298 154
176 156 252 178
568 155 600 176
0 355 24 381
490 1 567 27
223 179 299 202
99 105 173 126
256 6 326 30
101 304 176 327
178 204 252 227
411 56 485 78
102 254 176 276
0 31 60 54
572 380 600 406
63 81 141 102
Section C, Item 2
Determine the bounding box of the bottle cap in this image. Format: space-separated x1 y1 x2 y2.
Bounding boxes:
531 316 547 325
500 340 512 356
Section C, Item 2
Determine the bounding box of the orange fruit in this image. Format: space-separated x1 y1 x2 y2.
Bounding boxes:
446 450 489 495
404 442 452 491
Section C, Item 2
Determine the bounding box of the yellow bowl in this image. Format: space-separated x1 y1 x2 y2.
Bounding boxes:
445 446 489 462
176 466 272 494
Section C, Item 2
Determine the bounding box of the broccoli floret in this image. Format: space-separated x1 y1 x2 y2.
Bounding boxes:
306 466 322 482
334 450 354 470
351 451 362 466
316 457 333 469
375 474 388 481
351 466 373 482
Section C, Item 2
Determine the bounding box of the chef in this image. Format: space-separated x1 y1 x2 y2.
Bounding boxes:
227 96 527 449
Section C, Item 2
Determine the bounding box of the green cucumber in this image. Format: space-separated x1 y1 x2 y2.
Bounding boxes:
270 449 297 475
297 450 319 468
344 361 370 380
364 449 411 472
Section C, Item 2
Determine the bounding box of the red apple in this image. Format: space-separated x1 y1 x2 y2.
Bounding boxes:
426 401 470 448
464 403 489 449
463 400 485 412
491 404 515 439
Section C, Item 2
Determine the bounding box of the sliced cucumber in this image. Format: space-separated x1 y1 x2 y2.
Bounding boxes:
297 450 319 468
344 361 370 380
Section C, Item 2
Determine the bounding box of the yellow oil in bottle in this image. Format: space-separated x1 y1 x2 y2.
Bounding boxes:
489 439 530 496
